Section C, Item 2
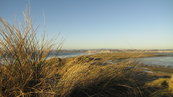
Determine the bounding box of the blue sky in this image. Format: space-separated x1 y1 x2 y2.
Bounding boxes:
0 0 173 49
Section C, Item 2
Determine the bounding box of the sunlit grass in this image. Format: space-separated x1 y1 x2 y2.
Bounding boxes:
56 60 142 97
0 9 61 97
169 75 173 93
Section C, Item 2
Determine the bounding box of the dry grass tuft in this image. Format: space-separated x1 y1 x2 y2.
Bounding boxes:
146 78 169 87
0 10 61 97
169 75 173 93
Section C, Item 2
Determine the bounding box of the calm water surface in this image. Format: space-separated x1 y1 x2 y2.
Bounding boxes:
137 56 173 67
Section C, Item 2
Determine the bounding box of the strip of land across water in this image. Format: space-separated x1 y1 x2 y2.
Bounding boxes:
58 50 173 74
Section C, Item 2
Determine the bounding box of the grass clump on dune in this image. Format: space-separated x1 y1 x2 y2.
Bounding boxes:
0 10 61 97
57 60 143 97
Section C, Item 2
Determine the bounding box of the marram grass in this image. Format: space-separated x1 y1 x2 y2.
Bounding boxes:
0 10 60 97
